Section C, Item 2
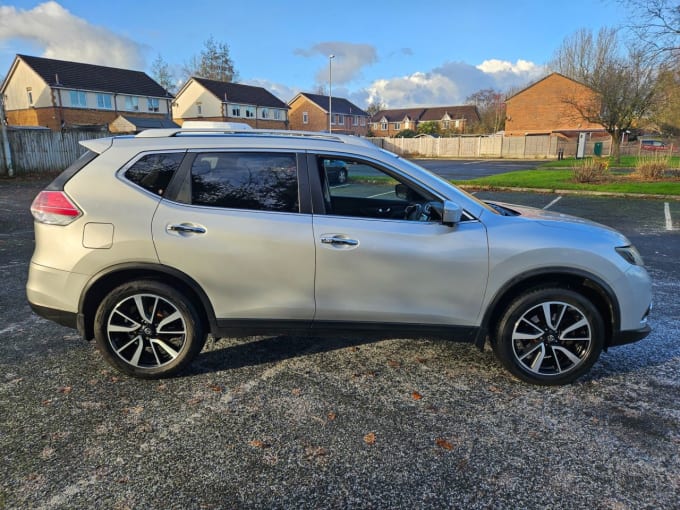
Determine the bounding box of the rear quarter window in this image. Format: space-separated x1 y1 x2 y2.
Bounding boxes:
124 152 185 196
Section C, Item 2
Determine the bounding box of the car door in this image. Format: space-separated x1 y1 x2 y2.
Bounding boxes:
152 151 316 322
310 155 489 327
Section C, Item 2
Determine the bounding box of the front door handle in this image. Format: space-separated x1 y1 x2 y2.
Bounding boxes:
320 235 359 246
167 223 207 234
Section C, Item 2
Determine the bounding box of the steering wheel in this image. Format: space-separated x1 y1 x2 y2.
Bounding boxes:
405 203 423 221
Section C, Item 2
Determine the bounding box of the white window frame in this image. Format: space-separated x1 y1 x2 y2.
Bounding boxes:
337 114 344 125
70 90 87 108
245 106 255 118
302 111 309 124
196 103 203 115
261 108 269 119
96 93 113 110
381 122 388 131
360 117 366 126
353 115 358 126
394 122 401 131
231 104 242 117
125 96 139 111
148 97 160 113
26 88 33 106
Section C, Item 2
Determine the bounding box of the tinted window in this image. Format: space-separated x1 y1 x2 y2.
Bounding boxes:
191 152 298 212
125 152 184 196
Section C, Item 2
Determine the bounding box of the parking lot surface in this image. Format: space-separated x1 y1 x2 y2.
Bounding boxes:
1 178 678 509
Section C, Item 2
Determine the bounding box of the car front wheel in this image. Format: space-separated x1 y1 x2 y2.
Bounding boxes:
494 288 604 385
94 280 206 378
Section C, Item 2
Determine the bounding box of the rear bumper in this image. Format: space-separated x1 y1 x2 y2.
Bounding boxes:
609 324 651 347
29 302 78 330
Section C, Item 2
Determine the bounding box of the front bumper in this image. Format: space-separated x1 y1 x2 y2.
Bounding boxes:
609 324 652 347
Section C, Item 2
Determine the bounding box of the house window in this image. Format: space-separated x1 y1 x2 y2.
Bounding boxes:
381 122 388 131
261 108 269 119
360 117 366 126
443 120 450 129
245 106 255 118
273 109 283 120
353 116 358 126
454 120 461 128
148 97 160 112
394 123 401 131
337 114 344 125
196 103 203 115
70 90 87 108
231 105 241 117
26 88 33 106
96 93 113 110
125 96 139 111
302 112 309 124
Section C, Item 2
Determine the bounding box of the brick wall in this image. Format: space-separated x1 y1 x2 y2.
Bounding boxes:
505 74 602 135
7 107 170 131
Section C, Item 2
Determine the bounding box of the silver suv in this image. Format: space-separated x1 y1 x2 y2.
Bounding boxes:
27 126 652 385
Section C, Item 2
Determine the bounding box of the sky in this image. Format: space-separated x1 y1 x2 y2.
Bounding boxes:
0 0 629 109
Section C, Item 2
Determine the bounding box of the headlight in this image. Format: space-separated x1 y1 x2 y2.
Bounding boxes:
616 245 645 266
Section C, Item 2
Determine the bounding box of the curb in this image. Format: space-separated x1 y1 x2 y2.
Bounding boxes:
457 184 680 201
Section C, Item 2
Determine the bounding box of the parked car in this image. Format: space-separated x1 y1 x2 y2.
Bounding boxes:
27 125 652 385
640 140 669 151
323 158 348 184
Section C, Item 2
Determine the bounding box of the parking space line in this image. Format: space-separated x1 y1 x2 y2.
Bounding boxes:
543 196 562 210
665 202 673 231
368 191 394 199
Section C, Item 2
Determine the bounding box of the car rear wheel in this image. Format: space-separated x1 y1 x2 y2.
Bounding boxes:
94 281 206 379
494 288 604 385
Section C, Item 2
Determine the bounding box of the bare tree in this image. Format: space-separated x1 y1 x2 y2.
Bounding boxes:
151 54 175 94
550 28 659 161
183 36 237 82
365 99 386 117
466 88 505 133
621 0 679 62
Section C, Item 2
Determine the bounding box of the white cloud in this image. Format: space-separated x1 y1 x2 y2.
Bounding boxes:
244 78 298 104
363 59 546 108
295 42 377 86
0 1 145 69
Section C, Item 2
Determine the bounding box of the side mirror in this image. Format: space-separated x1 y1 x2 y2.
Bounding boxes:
442 200 462 226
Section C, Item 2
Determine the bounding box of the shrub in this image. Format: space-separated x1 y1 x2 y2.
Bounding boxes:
572 158 610 183
394 129 417 138
634 153 671 180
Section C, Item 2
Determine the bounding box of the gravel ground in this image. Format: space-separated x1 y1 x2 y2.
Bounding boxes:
1 178 678 510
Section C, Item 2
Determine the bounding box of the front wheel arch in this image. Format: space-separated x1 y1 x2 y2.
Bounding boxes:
477 270 618 351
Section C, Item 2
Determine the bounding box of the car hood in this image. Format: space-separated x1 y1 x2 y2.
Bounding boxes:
487 201 627 239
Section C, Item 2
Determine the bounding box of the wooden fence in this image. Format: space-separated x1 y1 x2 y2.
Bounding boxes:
0 127 110 176
368 135 612 159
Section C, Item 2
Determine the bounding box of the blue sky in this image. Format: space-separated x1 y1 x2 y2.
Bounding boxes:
0 0 628 108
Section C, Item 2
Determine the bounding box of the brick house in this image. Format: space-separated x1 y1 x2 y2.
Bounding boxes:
371 105 480 137
504 73 604 136
0 54 173 131
288 93 369 135
172 77 288 129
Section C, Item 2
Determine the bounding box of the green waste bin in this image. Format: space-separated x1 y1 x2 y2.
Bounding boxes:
594 142 603 156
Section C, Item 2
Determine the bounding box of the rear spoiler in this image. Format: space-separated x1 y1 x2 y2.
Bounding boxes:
79 137 115 154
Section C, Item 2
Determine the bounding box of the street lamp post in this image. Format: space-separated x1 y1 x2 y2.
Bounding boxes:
328 54 334 133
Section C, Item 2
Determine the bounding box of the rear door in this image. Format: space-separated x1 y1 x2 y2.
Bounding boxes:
152 151 316 322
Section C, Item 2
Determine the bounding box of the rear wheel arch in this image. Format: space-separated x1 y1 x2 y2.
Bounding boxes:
79 263 216 341
478 269 619 350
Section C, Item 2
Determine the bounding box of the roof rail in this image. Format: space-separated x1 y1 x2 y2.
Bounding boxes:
135 127 376 148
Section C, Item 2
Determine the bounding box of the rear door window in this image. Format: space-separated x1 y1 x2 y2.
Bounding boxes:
190 152 299 213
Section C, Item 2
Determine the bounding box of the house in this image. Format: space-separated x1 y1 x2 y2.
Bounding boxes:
0 54 173 131
504 72 604 137
172 77 288 129
109 115 179 134
288 93 369 135
370 105 480 137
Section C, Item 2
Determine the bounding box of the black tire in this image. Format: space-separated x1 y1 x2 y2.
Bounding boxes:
94 280 206 379
493 288 604 385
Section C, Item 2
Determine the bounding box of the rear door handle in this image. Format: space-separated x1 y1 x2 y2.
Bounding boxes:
320 235 359 246
167 223 207 234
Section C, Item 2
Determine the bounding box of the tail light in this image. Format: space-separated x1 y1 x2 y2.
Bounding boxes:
30 191 82 225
